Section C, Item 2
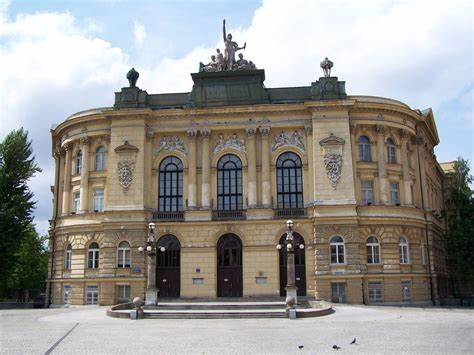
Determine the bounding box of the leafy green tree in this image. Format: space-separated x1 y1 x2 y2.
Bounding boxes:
0 129 41 299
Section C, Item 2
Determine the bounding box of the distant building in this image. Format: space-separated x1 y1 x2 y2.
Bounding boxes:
47 59 448 306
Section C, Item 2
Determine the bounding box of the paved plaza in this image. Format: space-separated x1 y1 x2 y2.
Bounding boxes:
0 305 473 354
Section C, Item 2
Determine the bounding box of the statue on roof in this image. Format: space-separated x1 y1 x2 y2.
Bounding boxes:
126 68 139 87
320 57 333 77
223 19 246 70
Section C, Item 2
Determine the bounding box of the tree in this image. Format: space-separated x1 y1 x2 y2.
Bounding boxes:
444 157 474 292
0 129 42 299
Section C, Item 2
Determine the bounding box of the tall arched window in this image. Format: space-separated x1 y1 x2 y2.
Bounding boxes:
117 241 131 268
217 154 243 211
330 236 345 264
65 244 72 270
75 150 82 175
358 136 372 162
95 146 105 171
159 156 183 212
387 138 397 164
366 236 380 264
399 237 409 264
276 152 303 209
88 242 99 269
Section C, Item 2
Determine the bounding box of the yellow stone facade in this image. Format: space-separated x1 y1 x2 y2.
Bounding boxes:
48 84 447 306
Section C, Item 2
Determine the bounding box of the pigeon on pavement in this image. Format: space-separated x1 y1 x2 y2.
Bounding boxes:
333 345 341 350
350 338 357 344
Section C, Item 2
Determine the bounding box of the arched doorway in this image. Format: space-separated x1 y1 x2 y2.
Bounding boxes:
217 234 243 297
279 233 306 296
156 235 180 298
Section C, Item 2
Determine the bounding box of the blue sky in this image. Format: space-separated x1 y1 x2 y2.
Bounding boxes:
0 0 472 235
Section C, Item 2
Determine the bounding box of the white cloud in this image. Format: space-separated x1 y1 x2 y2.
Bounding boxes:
133 20 146 46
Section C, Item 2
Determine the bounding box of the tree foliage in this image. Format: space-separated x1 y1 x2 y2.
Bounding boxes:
0 129 43 300
445 157 474 282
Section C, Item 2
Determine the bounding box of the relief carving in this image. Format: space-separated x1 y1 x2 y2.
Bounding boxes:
117 160 135 192
213 133 246 154
319 133 345 189
154 136 188 156
271 130 305 153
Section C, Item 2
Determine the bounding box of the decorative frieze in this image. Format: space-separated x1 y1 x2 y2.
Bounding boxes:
154 136 188 156
271 130 305 153
213 133 246 154
319 133 345 189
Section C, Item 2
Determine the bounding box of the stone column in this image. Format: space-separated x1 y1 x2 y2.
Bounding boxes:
375 125 389 204
259 126 271 207
53 148 61 219
187 129 197 209
400 129 412 205
200 128 211 209
304 124 313 205
79 136 90 213
145 126 154 208
246 127 257 208
416 136 429 210
61 143 72 215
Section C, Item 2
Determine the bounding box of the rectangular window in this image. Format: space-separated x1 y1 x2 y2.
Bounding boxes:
331 283 346 303
72 192 80 213
93 189 104 212
330 245 345 264
400 244 409 264
368 282 383 303
116 285 131 304
421 244 426 265
390 182 400 205
86 286 98 305
63 285 71 305
361 181 374 205
401 281 411 302
65 248 72 270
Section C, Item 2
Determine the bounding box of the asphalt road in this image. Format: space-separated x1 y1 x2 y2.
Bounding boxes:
1 304 473 354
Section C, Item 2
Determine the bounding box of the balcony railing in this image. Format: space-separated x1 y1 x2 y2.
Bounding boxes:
212 210 246 221
274 208 307 219
152 210 184 221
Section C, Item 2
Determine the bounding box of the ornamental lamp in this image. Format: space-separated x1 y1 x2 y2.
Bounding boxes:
148 222 156 231
286 220 294 229
138 246 144 252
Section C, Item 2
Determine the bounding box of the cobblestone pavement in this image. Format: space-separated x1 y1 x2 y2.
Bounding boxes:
1 304 473 354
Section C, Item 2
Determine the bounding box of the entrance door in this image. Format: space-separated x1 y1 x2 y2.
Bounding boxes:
217 234 243 297
279 233 307 296
156 235 180 298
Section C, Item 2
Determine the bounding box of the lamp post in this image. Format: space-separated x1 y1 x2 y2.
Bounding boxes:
276 219 304 305
138 222 166 306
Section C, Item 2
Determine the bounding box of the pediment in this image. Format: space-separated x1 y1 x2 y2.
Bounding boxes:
114 141 139 153
319 133 345 146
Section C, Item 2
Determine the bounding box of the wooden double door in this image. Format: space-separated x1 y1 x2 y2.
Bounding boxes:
156 235 180 298
279 233 307 296
217 234 243 297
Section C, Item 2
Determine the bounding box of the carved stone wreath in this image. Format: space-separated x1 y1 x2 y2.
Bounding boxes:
117 160 135 191
213 133 246 154
271 130 305 153
154 136 187 157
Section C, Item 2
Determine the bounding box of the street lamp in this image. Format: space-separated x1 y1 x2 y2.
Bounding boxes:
138 222 166 306
276 219 304 304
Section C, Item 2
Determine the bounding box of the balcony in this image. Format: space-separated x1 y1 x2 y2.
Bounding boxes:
152 210 184 222
274 208 307 219
212 210 246 221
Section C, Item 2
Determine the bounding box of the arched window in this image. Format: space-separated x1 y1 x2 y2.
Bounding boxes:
95 146 105 171
387 138 397 164
330 236 345 264
159 156 183 212
217 154 243 211
366 236 380 264
276 152 303 209
399 237 409 264
117 241 131 268
88 242 99 269
75 150 82 175
358 136 372 162
65 244 72 270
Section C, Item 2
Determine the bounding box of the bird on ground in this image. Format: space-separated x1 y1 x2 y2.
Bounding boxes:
298 345 304 350
333 345 341 350
350 338 357 344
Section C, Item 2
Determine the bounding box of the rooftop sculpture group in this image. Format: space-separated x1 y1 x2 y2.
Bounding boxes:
199 19 256 72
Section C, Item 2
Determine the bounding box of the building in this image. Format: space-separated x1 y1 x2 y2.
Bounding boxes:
47 47 448 306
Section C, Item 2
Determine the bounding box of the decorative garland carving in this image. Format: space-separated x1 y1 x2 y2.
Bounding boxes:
154 136 188 156
319 133 345 189
117 160 135 191
213 133 246 154
271 130 305 153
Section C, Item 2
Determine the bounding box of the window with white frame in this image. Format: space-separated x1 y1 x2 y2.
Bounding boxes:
358 136 372 162
368 281 383 303
117 285 131 304
65 244 72 269
88 242 99 269
75 150 82 175
95 146 105 171
330 236 345 264
387 138 397 164
63 285 71 305
401 281 411 302
331 283 346 303
390 182 400 205
361 180 374 205
86 286 98 305
93 189 104 212
117 241 131 268
366 236 381 264
72 192 80 213
399 237 409 264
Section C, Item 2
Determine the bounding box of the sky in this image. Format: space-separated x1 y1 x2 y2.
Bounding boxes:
0 0 472 236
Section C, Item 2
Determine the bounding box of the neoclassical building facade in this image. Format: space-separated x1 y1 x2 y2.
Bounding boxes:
47 66 448 306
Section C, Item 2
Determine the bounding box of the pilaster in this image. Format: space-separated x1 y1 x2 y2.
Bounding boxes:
79 136 90 213
187 129 198 209
201 128 211 209
246 127 257 208
376 125 389 204
259 126 271 207
400 129 412 205
61 143 72 215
